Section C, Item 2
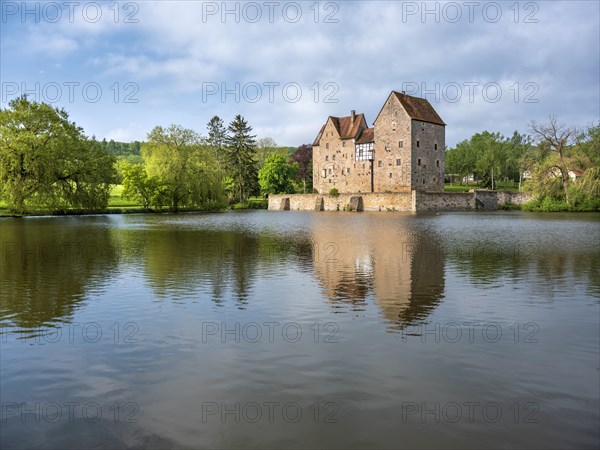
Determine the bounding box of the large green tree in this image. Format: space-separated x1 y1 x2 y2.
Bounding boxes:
290 144 313 193
258 153 298 194
206 116 227 164
0 97 116 213
224 115 258 203
142 124 225 212
121 163 166 209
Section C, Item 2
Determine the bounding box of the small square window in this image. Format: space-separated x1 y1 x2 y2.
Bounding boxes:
347 168 351 174
396 159 401 166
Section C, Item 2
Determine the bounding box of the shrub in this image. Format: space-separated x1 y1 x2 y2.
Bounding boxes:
329 188 340 197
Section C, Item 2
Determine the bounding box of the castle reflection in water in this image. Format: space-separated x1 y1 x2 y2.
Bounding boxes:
309 213 444 331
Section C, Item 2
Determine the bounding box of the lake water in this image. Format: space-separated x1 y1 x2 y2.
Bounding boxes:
1 211 599 449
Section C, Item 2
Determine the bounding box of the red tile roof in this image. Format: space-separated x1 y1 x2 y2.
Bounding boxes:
333 113 366 139
356 128 374 144
392 91 445 125
313 113 366 146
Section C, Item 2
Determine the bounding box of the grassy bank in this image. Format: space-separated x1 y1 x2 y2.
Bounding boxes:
0 186 267 217
444 181 521 192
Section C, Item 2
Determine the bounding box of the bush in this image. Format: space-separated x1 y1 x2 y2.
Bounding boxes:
329 188 339 197
521 196 598 212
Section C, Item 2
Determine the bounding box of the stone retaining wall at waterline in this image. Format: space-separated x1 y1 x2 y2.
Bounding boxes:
268 190 532 212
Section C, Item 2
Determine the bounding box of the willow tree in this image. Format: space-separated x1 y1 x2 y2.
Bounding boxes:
530 117 577 204
0 97 116 213
142 124 225 212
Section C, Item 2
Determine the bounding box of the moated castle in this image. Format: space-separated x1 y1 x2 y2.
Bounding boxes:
268 90 530 212
312 91 446 194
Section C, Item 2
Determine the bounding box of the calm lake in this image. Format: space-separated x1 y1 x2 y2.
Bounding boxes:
1 211 599 449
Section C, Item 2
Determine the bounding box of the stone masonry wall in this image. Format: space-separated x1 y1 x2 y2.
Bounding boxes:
313 116 370 195
411 120 445 192
413 191 474 212
269 191 531 212
373 95 413 191
497 191 533 205
269 193 413 212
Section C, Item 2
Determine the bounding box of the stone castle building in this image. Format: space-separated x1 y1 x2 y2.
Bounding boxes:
312 91 446 194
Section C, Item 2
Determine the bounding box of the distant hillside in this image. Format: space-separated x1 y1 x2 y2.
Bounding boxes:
96 139 142 156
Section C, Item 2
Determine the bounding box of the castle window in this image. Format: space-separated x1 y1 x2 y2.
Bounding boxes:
417 140 420 148
389 173 392 178
362 163 365 169
392 121 397 131
347 167 351 174
342 141 346 147
436 160 440 168
396 159 401 166
333 155 336 161
378 160 382 167
326 143 329 150
399 141 403 148
326 155 329 161
434 144 438 150
328 168 332 174
423 179 425 184
418 158 421 166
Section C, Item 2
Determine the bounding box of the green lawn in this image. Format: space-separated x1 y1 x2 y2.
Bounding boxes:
444 181 520 192
108 184 141 208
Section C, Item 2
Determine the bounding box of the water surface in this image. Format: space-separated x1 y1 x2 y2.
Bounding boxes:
1 211 599 449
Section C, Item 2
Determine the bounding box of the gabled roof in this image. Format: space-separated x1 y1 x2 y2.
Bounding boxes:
333 113 366 139
356 128 374 144
312 124 326 146
313 113 367 146
374 91 446 126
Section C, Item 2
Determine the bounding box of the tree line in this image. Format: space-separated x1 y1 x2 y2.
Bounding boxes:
0 98 312 214
445 119 599 211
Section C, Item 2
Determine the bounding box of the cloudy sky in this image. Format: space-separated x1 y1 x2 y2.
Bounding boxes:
1 0 598 147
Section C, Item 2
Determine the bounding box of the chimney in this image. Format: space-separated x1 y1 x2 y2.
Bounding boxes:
401 91 406 95
351 110 356 124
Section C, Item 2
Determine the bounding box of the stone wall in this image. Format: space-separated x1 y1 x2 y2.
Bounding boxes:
313 116 370 195
497 191 533 205
411 120 445 192
269 192 413 212
269 190 532 212
413 191 474 212
373 95 413 191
